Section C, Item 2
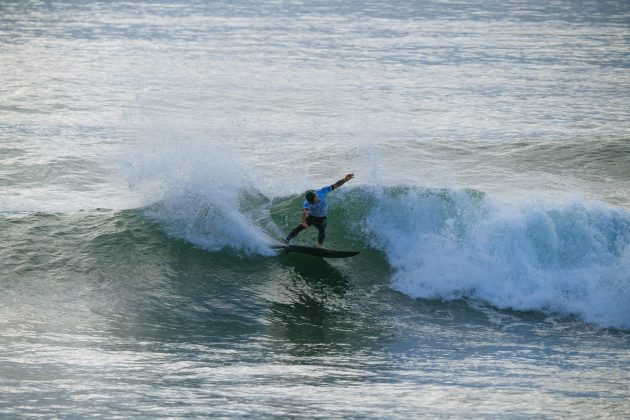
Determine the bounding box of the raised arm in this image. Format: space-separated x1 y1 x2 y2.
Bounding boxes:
332 173 354 190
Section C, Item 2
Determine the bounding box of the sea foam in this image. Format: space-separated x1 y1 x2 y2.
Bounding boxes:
127 121 275 255
359 186 630 329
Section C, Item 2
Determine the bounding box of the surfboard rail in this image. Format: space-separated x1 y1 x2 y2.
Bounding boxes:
272 244 359 258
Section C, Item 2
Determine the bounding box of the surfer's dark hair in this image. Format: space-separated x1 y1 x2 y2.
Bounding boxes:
305 191 316 203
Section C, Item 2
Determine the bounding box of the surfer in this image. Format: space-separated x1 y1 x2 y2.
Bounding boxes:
284 173 354 247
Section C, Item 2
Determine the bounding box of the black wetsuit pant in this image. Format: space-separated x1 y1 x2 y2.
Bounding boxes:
286 215 327 244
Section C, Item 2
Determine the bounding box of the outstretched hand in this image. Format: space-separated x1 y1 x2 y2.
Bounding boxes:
332 173 355 191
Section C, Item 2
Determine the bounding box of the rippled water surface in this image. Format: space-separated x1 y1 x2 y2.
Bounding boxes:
1 0 629 417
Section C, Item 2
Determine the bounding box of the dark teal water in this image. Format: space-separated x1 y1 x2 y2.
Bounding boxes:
2 198 629 416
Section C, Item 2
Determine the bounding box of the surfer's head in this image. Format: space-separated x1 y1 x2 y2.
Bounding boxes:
305 191 318 203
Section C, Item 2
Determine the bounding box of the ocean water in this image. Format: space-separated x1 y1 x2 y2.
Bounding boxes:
1 0 629 417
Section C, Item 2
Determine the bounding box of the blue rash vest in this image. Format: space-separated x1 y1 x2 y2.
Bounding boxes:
303 185 333 217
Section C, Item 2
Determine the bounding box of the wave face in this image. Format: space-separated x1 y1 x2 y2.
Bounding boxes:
339 187 630 329
137 179 630 329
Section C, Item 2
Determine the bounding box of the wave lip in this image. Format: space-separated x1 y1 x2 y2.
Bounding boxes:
359 186 630 330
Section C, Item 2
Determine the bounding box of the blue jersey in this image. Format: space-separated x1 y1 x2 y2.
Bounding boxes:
303 185 333 217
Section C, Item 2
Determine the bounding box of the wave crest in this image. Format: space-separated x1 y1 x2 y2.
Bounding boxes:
350 186 630 329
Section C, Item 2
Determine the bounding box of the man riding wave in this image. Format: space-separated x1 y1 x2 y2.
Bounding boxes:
284 173 354 247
